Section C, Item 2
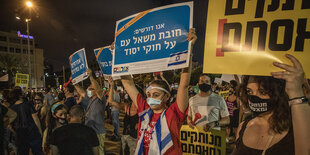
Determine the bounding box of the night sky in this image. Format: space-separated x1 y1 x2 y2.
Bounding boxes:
0 0 208 72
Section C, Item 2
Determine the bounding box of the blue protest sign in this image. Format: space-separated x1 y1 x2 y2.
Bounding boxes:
113 2 193 76
69 48 88 84
94 46 112 75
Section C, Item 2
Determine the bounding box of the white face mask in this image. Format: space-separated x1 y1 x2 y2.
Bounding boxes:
87 90 93 98
146 98 162 106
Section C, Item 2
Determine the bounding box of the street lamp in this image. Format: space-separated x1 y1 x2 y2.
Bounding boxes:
26 1 33 90
26 1 33 7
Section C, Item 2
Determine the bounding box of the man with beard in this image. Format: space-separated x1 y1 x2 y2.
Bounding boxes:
187 74 230 131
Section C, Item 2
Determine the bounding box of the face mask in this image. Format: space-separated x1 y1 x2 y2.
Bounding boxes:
87 90 92 98
56 117 67 125
248 95 273 116
146 98 162 106
198 83 212 92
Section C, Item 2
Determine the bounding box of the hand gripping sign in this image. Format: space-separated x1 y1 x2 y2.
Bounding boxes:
113 2 193 76
203 0 310 78
69 48 88 85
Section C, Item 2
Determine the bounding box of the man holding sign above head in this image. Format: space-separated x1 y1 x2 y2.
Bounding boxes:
107 77 121 141
112 28 196 155
187 74 230 131
73 69 106 155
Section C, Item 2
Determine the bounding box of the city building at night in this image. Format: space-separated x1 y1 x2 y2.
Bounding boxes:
0 30 44 89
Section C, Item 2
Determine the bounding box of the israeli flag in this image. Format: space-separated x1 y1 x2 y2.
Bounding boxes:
168 51 188 67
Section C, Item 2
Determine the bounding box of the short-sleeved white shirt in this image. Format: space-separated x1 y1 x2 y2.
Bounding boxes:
188 93 229 130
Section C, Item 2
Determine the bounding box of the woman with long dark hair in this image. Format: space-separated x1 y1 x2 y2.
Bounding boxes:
233 54 310 155
42 102 68 154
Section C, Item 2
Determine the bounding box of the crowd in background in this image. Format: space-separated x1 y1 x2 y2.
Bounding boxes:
1 70 309 155
0 30 309 155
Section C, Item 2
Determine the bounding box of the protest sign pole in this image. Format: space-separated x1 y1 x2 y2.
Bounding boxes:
63 66 65 84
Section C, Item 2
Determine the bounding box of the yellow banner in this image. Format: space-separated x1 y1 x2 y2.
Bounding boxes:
180 125 226 155
219 90 230 100
15 73 29 90
204 0 310 78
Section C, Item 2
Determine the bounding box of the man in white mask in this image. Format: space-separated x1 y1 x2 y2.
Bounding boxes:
74 69 106 155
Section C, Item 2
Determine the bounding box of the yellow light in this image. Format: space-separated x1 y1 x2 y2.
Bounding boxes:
26 1 33 7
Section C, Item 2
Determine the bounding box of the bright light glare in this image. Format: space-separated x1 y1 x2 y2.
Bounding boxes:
26 1 33 7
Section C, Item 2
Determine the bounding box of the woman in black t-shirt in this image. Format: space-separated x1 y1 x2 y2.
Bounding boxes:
122 97 139 155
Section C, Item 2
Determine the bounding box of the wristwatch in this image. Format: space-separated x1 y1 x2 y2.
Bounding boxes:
288 96 309 107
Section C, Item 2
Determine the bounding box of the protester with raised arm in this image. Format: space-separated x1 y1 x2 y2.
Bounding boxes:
107 77 121 141
116 28 197 154
73 69 106 155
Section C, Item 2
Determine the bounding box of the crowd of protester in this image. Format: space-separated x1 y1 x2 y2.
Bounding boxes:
0 29 310 155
